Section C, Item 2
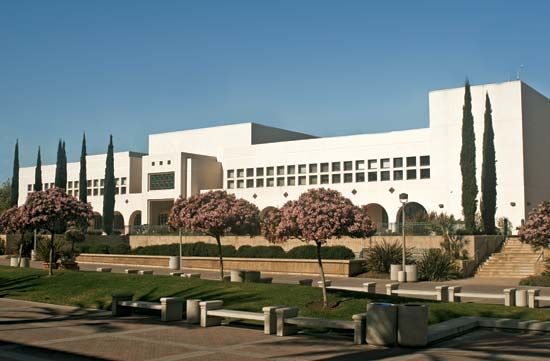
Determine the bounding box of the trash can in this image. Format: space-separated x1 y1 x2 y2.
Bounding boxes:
405 265 418 282
397 304 428 347
169 256 180 270
10 257 19 267
19 257 30 268
516 289 528 307
390 264 402 281
366 303 397 346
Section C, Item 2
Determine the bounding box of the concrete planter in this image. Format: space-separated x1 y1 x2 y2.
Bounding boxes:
168 256 180 270
516 289 527 307
390 264 402 281
10 257 19 267
19 257 30 268
405 265 418 282
366 303 397 346
230 270 245 282
186 299 201 324
397 304 428 347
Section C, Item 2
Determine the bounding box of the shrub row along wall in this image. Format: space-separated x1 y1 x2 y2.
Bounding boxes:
75 254 364 277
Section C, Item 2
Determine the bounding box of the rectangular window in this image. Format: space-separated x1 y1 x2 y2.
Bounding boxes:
120 178 126 186
266 167 274 176
256 168 264 177
320 174 329 184
246 168 254 177
149 172 175 190
368 172 377 182
266 178 275 187
159 161 163 166
101 179 105 187
332 162 341 172
309 163 318 173
394 170 403 180
87 180 92 187
94 179 99 187
287 177 296 186
100 188 104 195
381 158 390 169
68 190 72 196
167 160 171 165
27 184 32 191
277 177 285 186
407 169 417 179
368 159 377 169
420 168 431 179
309 175 318 185
227 180 235 189
68 181 73 188
121 187 126 195
44 183 49 190
237 180 244 188
343 161 353 171
93 189 98 196
298 164 307 174
344 173 353 183
356 172 365 182
420 155 430 166
356 160 365 170
277 166 285 175
298 176 306 185
332 174 341 183
50 182 54 188
237 169 245 178
152 162 155 166
256 179 264 187
115 178 120 186
407 156 416 167
87 189 92 196
320 163 329 173
381 171 390 181
393 158 403 168
246 179 254 188
74 190 79 197
115 187 119 194
287 165 295 175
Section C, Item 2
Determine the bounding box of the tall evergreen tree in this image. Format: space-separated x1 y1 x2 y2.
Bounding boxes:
10 140 19 206
460 80 478 232
61 141 67 188
102 135 116 235
54 140 63 188
480 93 497 235
79 133 88 203
34 147 43 191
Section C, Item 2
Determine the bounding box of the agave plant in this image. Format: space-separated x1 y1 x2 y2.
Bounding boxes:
417 249 459 281
365 239 413 274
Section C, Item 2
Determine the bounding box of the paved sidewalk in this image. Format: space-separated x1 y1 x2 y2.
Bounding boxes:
1 298 550 361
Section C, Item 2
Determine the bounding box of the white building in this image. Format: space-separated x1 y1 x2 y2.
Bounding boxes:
17 80 550 233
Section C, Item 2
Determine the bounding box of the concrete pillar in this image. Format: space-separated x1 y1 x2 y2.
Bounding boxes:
386 283 399 296
230 270 245 282
19 257 30 268
405 265 417 282
515 290 528 307
436 285 449 302
10 257 19 267
390 265 402 281
528 289 540 308
448 286 462 302
111 293 134 316
363 282 377 293
199 300 224 327
169 256 180 270
504 288 516 307
352 313 367 345
276 307 299 336
263 306 284 335
397 304 428 347
186 299 201 324
366 303 397 346
160 297 183 322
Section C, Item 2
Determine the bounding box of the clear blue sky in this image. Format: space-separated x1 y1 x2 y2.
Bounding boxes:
1 0 549 181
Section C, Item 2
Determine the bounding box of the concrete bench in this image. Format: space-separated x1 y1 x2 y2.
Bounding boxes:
125 269 139 274
199 300 283 334
386 284 449 301
112 293 183 321
138 270 154 275
170 272 183 276
258 277 273 284
528 289 550 308
317 280 332 287
363 282 377 293
275 307 366 344
96 267 112 273
184 273 201 279
298 279 313 286
455 289 515 306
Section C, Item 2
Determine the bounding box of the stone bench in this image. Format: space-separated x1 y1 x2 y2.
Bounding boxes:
199 300 283 334
275 307 366 344
298 279 313 286
317 280 332 287
183 273 201 279
170 272 183 276
112 293 183 321
138 270 154 275
386 283 449 301
528 289 550 308
96 267 112 273
125 269 139 274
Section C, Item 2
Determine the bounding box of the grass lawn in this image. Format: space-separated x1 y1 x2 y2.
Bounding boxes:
1 265 549 324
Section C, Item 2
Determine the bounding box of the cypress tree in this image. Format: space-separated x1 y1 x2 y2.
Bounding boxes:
480 93 497 234
10 140 19 206
54 140 63 188
34 147 43 191
61 141 67 189
79 133 88 204
102 135 116 235
460 80 478 232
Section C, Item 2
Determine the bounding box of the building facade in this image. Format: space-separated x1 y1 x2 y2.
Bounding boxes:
17 80 550 233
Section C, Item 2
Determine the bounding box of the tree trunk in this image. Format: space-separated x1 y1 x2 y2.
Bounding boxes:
216 235 224 280
316 242 328 308
17 237 23 267
49 232 54 276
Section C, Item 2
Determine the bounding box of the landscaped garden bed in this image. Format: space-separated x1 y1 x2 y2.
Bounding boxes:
1 265 549 324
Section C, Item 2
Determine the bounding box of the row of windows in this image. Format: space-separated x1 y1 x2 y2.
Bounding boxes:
149 172 175 191
151 160 172 166
26 177 128 197
26 186 128 197
227 168 430 189
226 156 430 179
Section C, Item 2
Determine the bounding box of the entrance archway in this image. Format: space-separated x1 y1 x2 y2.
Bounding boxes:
396 202 429 235
91 212 103 231
365 203 389 230
113 212 125 234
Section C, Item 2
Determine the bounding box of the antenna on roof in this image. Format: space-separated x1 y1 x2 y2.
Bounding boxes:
516 64 524 80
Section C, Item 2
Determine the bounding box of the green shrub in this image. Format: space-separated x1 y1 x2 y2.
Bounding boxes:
237 245 286 258
364 240 413 273
285 245 355 260
35 237 66 262
0 239 5 255
109 243 131 254
417 249 459 281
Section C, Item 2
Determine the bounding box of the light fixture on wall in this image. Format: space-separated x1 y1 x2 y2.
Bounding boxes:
253 193 257 199
351 189 357 195
283 192 288 198
389 187 395 194
510 202 516 207
438 204 444 209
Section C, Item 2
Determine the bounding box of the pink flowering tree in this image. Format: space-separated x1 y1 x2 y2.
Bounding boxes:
24 188 93 276
518 201 550 251
262 189 376 307
168 190 260 280
0 206 31 266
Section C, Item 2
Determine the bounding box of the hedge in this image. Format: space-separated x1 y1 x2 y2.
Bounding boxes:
77 241 355 260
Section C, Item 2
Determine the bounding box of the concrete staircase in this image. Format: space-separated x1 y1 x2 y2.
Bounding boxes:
475 237 542 278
